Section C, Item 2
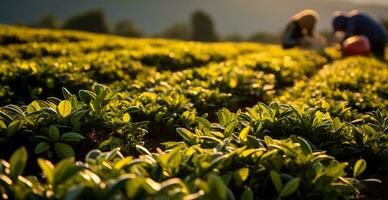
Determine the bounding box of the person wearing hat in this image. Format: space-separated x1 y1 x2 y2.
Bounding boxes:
282 9 326 51
332 10 386 58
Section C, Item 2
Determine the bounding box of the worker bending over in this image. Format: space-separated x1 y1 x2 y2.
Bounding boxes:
282 9 326 51
332 10 386 58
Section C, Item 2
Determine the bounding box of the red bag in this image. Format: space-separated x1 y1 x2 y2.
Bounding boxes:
343 36 371 57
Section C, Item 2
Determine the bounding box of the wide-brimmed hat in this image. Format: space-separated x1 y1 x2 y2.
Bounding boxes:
292 9 319 30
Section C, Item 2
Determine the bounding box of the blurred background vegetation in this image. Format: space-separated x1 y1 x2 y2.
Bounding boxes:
1 0 387 44
23 8 388 44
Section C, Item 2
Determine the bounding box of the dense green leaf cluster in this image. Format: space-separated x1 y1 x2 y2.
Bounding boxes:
279 57 388 119
0 85 148 159
0 132 375 199
0 25 387 199
0 25 91 45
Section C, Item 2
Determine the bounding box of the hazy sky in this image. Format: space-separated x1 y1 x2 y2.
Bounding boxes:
347 0 388 6
0 0 387 35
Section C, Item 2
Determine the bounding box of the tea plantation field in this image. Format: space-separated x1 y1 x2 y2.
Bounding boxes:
0 25 387 199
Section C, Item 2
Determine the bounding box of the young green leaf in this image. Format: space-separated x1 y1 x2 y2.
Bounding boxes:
135 145 153 157
105 174 135 198
7 119 24 137
296 136 313 155
114 157 133 170
54 159 85 186
234 167 249 183
224 120 238 138
94 84 106 95
270 170 283 194
279 177 300 197
60 132 85 142
37 159 54 184
269 102 279 118
176 128 195 141
240 188 253 200
85 149 102 161
58 100 72 117
62 87 73 100
49 125 60 141
353 159 367 177
123 113 130 123
78 90 96 104
35 142 50 154
70 109 88 126
26 101 41 113
126 178 144 198
54 143 75 157
196 117 212 129
239 126 250 142
160 178 183 191
208 174 228 199
144 178 161 194
0 120 6 129
9 147 28 181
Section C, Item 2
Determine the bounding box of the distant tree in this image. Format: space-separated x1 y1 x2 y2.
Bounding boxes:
36 14 61 29
248 32 280 44
158 22 191 40
63 9 109 33
224 33 245 42
190 10 218 42
114 20 143 38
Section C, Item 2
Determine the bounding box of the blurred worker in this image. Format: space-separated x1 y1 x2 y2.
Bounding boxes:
282 9 326 51
332 10 386 58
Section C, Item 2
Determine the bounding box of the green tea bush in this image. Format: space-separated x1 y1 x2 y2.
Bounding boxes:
0 25 387 199
0 134 374 199
279 57 388 119
0 85 148 159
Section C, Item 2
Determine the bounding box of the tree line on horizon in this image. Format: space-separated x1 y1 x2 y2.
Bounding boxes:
28 8 281 43
26 8 388 43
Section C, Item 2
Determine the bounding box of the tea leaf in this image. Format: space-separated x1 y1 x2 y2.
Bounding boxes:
353 159 367 177
270 170 283 194
58 100 72 117
9 147 28 181
279 177 300 197
35 142 50 154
